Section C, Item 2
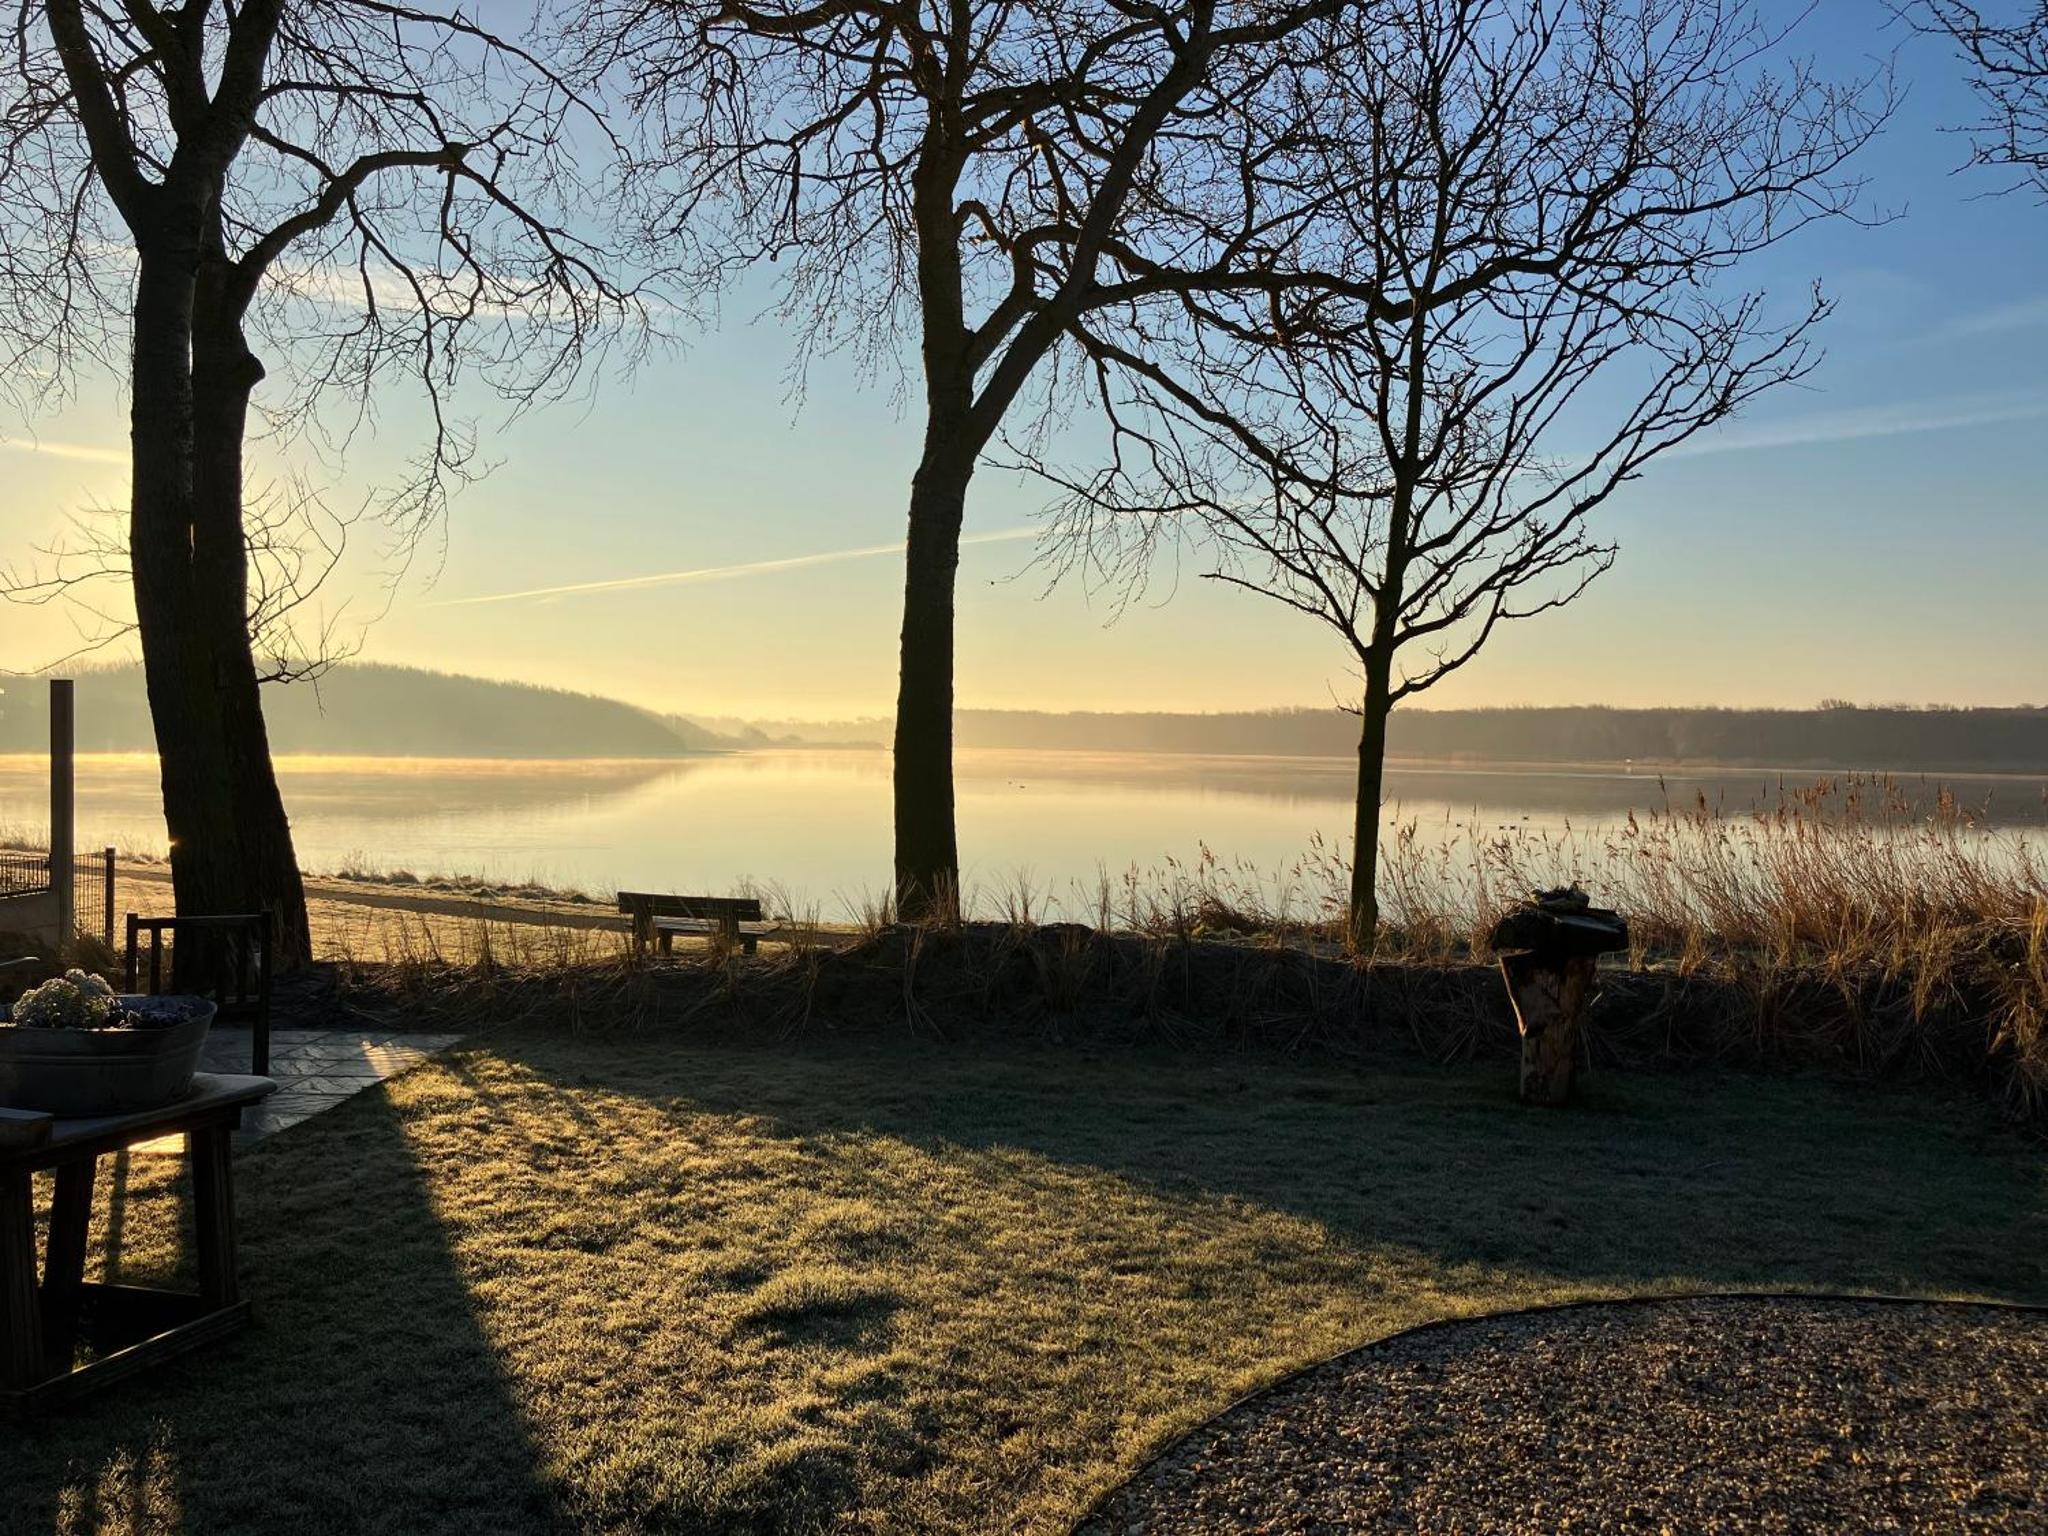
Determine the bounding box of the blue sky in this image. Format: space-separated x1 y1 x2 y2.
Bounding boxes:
3 2 2045 719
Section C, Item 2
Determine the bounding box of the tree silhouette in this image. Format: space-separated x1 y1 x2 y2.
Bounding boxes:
1906 1 2048 197
1037 0 1888 946
2 0 640 961
596 0 1468 918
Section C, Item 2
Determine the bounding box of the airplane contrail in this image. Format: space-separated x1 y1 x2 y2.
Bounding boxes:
1 436 127 465
1668 392 2048 459
429 525 1041 608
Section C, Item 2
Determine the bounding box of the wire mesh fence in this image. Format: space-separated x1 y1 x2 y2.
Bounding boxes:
78 848 115 948
0 849 51 900
0 846 115 947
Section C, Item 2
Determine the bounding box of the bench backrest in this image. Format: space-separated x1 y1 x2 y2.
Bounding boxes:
617 893 765 923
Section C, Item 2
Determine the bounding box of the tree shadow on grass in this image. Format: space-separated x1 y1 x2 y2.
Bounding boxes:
11 1031 2035 1536
503 1030 2047 1305
3 1090 556 1536
431 1030 2045 1532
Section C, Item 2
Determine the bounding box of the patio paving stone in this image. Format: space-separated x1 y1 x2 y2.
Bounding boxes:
131 1026 463 1151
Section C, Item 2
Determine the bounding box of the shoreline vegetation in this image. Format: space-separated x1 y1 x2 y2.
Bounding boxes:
7 662 2048 774
16 745 2048 784
36 778 2032 1132
38 764 2041 905
7 702 2045 1131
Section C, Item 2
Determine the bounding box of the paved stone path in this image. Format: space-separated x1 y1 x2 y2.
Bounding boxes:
137 1027 463 1150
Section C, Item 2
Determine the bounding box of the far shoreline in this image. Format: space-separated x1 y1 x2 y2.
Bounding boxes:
9 746 2048 783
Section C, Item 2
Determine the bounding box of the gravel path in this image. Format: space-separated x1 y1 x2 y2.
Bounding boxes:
1079 1297 2048 1534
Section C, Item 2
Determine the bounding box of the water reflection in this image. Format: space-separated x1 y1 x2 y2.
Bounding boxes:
2 748 2042 912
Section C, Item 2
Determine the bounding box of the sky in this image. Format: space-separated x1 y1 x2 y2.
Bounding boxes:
3 3 2045 722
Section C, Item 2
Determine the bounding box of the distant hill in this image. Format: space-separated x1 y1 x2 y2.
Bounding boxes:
740 705 2048 775
5 666 2045 772
0 664 731 758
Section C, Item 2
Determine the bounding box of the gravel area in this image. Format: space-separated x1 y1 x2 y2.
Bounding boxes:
1079 1297 2048 1534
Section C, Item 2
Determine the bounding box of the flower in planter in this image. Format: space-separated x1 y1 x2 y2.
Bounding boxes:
9 969 118 1029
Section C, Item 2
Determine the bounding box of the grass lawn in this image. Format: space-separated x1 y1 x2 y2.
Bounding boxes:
7 1033 2043 1534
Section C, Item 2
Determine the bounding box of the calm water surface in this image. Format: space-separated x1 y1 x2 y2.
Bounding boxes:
3 749 2043 916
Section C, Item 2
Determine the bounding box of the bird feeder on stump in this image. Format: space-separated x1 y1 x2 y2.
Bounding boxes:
1490 887 1629 1106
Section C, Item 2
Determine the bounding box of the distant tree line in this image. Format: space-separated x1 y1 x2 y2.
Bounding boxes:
10 668 2045 775
948 705 2048 773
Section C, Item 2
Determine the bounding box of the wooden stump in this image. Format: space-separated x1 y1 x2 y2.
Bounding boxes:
1498 951 1598 1106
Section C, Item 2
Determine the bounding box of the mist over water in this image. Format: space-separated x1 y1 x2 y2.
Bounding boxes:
6 749 2043 919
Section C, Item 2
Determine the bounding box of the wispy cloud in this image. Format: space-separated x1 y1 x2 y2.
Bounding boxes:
1928 295 2048 342
430 525 1041 608
1669 391 2048 459
0 436 127 466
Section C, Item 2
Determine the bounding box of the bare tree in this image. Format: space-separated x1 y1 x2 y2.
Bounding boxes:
1905 2 2048 196
2 477 366 682
1037 0 1888 946
1 0 639 962
591 0 1461 918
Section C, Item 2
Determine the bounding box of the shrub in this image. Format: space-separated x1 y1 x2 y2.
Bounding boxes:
9 969 117 1028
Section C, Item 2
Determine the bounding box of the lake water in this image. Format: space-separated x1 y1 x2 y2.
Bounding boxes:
3 749 2043 918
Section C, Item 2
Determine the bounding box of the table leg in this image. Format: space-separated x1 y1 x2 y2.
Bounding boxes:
190 1126 239 1308
1 1166 43 1390
42 1156 96 1365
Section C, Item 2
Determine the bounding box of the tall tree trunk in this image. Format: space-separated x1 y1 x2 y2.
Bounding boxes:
893 138 974 924
1352 439 1419 953
131 243 244 938
190 306 311 964
1348 650 1395 953
892 424 973 922
129 235 311 969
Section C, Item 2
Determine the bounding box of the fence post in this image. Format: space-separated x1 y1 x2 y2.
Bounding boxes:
49 679 74 961
103 848 116 948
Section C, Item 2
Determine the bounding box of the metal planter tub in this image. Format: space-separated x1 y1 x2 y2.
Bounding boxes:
0 996 216 1116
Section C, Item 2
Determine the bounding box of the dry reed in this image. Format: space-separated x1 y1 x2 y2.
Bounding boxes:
316 773 2047 1126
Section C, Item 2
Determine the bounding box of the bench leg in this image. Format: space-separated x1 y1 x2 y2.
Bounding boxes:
1 1168 43 1390
190 1127 240 1309
658 929 674 956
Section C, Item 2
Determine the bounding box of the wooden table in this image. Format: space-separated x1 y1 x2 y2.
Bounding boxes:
0 1073 276 1417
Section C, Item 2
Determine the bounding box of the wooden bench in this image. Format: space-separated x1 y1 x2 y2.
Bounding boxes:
618 893 770 955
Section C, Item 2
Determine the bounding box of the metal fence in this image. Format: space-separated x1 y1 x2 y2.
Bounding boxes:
0 848 50 900
0 846 115 947
78 848 115 948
